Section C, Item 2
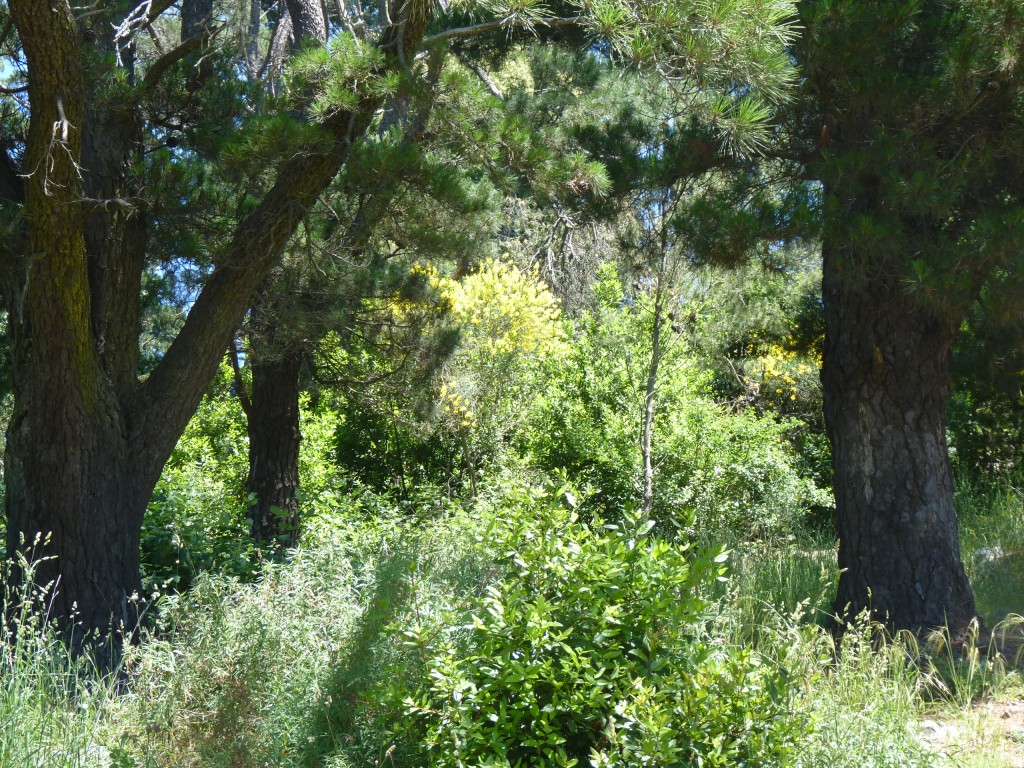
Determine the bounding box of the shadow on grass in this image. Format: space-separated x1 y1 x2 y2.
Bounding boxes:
297 549 418 768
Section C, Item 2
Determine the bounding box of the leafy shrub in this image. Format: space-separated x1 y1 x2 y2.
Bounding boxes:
386 483 805 767
525 266 830 540
435 257 571 481
142 369 253 592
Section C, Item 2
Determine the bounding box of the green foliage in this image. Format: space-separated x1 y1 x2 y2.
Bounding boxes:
142 365 361 590
385 483 804 767
955 474 1024 624
526 265 829 539
949 295 1024 477
797 0 1024 309
788 618 943 768
436 257 570 463
0 553 119 768
102 497 497 768
143 369 253 591
110 525 386 768
13 476 1024 767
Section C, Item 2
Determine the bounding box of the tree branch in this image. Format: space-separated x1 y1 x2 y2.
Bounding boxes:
142 23 223 89
457 52 503 99
420 15 583 47
76 196 136 213
133 0 436 479
113 0 177 47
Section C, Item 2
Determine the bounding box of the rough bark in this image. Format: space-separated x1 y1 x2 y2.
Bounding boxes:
82 72 146 404
4 0 146 660
4 0 436 657
246 347 304 546
245 0 262 80
180 0 213 39
823 241 976 637
285 0 327 48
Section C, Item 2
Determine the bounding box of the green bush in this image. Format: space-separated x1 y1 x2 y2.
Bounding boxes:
386 482 806 767
525 266 830 540
142 369 254 591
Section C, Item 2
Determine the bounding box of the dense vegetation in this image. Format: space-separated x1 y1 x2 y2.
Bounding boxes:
2 0 1024 765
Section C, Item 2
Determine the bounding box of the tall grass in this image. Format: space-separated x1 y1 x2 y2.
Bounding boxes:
956 474 1024 624
7 476 1024 768
790 620 943 768
104 511 495 768
0 555 119 768
716 530 838 644
714 546 944 768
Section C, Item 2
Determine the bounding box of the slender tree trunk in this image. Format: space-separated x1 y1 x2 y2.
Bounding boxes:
181 0 214 86
240 0 322 548
247 348 303 546
822 241 976 637
245 0 262 80
641 284 663 516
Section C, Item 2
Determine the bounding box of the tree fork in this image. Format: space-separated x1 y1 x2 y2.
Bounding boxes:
4 0 437 656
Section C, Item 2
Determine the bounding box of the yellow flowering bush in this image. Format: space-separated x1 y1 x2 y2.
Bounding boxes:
436 258 569 468
442 257 568 360
752 343 820 408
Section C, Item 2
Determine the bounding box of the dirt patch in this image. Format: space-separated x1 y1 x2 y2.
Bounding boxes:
923 700 1024 767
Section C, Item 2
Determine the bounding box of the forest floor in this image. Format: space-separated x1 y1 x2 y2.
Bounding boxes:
926 698 1024 767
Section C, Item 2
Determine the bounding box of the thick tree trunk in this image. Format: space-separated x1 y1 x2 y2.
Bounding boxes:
822 243 976 637
247 348 303 546
180 0 213 39
4 0 154 663
285 0 326 48
4 0 436 658
4 397 151 660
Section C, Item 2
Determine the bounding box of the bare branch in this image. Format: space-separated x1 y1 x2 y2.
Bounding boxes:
420 15 583 47
145 22 166 54
142 23 224 89
112 0 178 60
76 196 136 213
456 52 503 99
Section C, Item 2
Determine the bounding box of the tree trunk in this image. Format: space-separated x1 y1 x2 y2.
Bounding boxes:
247 348 303 547
285 0 326 48
822 242 976 638
4 0 436 658
640 281 663 517
4 395 150 662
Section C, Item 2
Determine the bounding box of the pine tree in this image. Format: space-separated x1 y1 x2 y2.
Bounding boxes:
0 0 798 657
793 0 1024 636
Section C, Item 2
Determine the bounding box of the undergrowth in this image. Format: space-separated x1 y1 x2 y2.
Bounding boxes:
3 473 1024 767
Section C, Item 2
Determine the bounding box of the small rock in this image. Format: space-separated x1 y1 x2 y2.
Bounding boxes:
973 546 1005 567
